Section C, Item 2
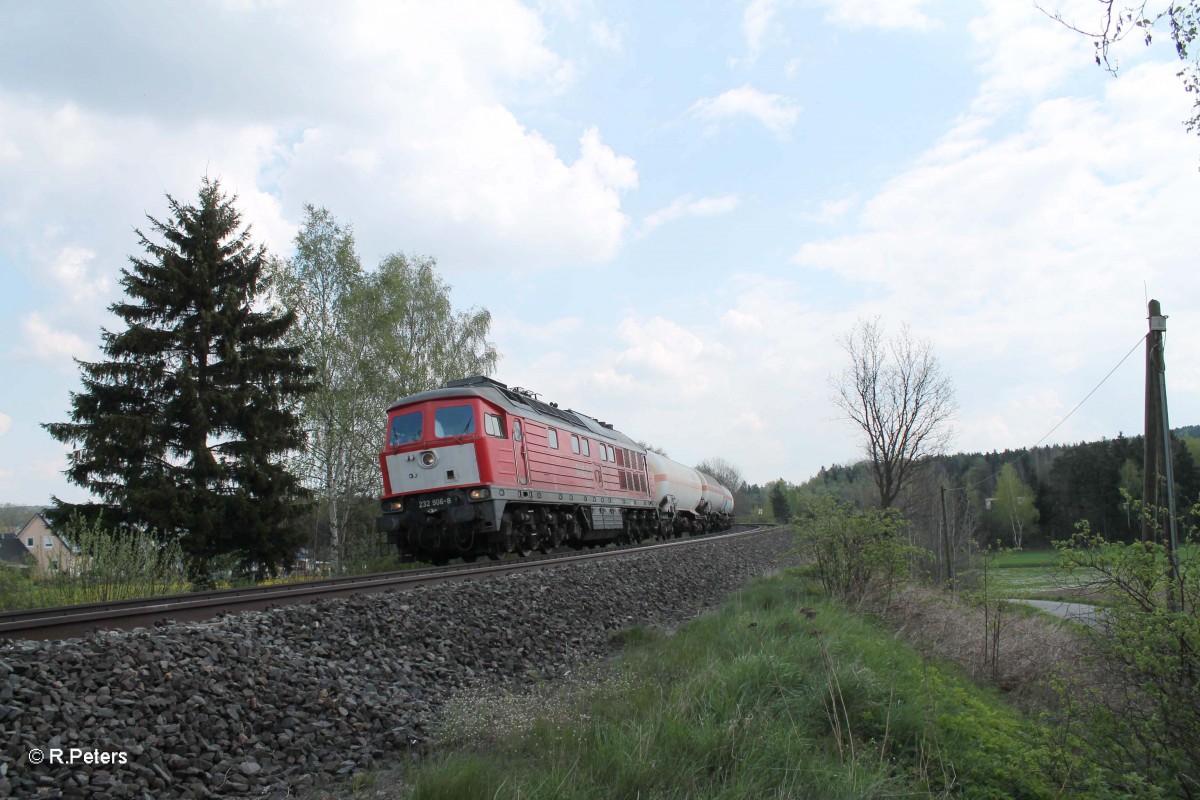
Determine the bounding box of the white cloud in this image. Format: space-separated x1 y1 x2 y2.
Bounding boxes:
488 269 866 483
590 18 623 52
968 0 1099 116
796 63 1199 311
730 0 788 67
640 193 742 236
793 40 1200 452
814 0 940 31
17 312 93 363
44 246 107 305
0 1 636 280
734 411 767 431
721 308 764 332
0 411 11 437
494 315 584 342
31 455 66 482
799 195 857 225
688 85 801 138
615 316 711 381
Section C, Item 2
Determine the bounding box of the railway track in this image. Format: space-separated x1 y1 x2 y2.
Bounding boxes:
0 524 769 642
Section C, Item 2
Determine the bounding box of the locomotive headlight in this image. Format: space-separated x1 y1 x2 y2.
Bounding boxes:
382 498 403 512
419 450 438 468
469 488 491 501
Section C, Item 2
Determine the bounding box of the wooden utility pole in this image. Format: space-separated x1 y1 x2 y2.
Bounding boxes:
940 485 954 590
1143 300 1180 605
1142 300 1162 542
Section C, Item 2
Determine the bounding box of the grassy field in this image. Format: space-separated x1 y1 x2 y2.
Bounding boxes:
964 547 1099 601
975 544 1197 602
387 569 1085 800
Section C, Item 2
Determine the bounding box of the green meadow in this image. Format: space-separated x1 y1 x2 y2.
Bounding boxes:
398 569 1091 800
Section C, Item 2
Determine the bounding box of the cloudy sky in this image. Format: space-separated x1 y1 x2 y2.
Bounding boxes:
2 0 1198 505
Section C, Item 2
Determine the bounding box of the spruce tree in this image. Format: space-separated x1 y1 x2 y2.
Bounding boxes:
44 179 314 582
769 482 791 524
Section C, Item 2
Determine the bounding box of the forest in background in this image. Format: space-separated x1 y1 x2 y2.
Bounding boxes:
743 425 1200 549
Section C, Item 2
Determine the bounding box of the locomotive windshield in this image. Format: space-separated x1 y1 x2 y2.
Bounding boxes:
389 411 423 445
435 405 475 437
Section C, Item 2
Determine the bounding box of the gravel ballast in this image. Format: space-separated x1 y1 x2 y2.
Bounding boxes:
0 528 793 798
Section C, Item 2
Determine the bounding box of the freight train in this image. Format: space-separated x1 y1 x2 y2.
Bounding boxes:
375 376 735 564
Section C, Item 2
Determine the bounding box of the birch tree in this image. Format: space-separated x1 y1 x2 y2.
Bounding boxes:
365 253 498 402
274 235 498 569
271 206 371 568
993 463 1039 549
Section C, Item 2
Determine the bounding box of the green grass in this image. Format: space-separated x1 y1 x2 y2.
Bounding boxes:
964 548 1100 600
404 570 1090 800
990 549 1061 569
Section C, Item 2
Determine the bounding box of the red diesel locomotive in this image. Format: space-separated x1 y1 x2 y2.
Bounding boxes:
374 376 734 563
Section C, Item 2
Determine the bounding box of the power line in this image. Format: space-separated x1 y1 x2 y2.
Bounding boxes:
954 332 1148 492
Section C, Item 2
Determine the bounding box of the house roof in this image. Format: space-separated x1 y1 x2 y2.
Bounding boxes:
0 533 30 565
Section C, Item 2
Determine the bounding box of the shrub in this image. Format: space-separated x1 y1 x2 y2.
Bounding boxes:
13 515 188 608
793 493 914 604
1056 512 1200 797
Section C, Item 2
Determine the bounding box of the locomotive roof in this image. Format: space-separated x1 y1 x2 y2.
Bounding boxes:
386 376 640 449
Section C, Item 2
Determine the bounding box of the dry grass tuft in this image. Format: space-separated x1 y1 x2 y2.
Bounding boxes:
872 585 1083 707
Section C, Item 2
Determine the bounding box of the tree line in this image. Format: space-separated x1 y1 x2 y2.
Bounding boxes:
785 431 1200 548
44 179 496 584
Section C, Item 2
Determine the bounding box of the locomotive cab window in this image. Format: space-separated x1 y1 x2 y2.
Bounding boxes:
513 420 523 441
484 413 505 437
571 434 580 454
548 428 559 449
600 445 607 462
435 405 475 437
582 438 590 457
389 411 423 446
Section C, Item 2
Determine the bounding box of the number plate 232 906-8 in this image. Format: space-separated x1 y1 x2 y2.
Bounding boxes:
417 497 451 510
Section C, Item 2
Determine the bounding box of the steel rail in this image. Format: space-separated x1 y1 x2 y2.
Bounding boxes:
0 525 774 642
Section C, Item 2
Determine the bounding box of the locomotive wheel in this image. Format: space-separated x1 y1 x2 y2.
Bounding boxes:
515 522 534 557
455 527 475 554
431 554 450 566
462 553 478 562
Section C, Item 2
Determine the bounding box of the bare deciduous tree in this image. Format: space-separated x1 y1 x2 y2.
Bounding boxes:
695 457 744 494
830 318 956 509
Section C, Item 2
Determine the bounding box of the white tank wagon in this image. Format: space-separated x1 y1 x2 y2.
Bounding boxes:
699 472 734 516
646 452 736 535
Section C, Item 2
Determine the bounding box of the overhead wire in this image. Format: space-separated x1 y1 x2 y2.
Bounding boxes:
951 332 1148 493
